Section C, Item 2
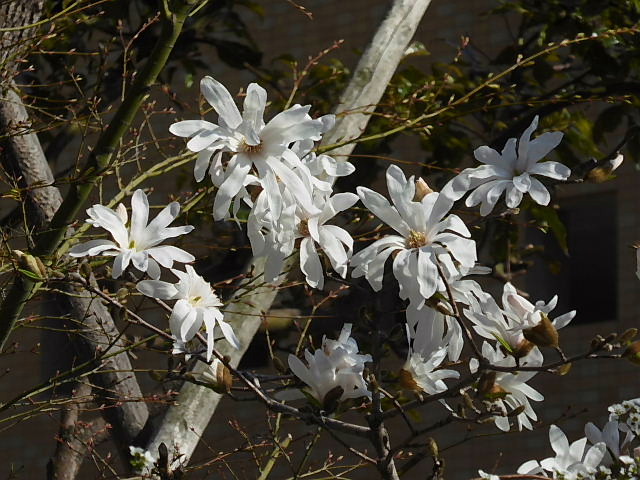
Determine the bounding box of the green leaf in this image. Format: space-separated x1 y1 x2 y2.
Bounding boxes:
530 205 569 255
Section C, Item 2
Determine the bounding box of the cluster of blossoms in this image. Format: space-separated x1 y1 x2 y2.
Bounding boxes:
70 77 584 432
287 324 371 407
480 399 640 480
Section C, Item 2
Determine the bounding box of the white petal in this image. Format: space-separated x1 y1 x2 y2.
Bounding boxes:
300 237 324 289
357 186 410 237
526 131 564 167
148 245 195 267
242 82 267 133
213 154 252 220
194 149 214 182
170 299 200 342
200 76 242 129
130 189 149 244
527 161 571 180
137 280 179 299
319 228 349 277
505 184 524 208
169 119 217 137
69 239 118 257
527 177 551 206
512 173 531 193
112 251 132 278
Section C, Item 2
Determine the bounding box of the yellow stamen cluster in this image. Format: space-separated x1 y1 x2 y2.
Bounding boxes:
240 139 263 154
406 230 428 249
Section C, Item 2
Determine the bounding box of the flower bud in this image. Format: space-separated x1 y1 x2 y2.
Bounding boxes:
619 328 638 345
512 339 535 358
322 385 344 412
476 371 497 397
398 368 420 391
623 341 640 365
414 177 434 201
198 358 233 393
523 313 559 348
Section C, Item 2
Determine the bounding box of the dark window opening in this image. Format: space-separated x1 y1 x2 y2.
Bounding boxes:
525 192 617 324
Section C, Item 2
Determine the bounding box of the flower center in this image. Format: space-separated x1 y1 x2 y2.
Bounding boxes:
406 230 428 249
129 240 136 249
298 219 310 237
240 139 263 154
191 295 202 305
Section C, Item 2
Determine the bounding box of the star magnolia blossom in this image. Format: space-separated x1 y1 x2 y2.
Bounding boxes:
137 265 239 361
169 77 333 220
517 425 607 479
466 282 575 354
69 189 194 279
471 342 544 431
401 318 460 395
288 324 371 405
352 165 477 308
585 420 634 465
248 183 358 289
443 115 570 215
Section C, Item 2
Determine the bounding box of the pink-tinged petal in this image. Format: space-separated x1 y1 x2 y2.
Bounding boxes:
200 77 242 129
357 186 410 237
130 189 149 244
169 119 217 137
112 251 132 278
525 131 564 167
213 155 253 220
527 161 571 180
137 280 179 300
242 82 267 133
69 239 118 257
148 245 194 268
527 177 550 206
300 237 324 289
512 172 531 193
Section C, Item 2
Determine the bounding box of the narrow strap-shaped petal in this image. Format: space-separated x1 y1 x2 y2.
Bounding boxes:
137 279 179 300
169 119 217 137
213 154 253 220
69 239 118 257
357 186 410 237
300 237 324 289
130 189 149 245
200 76 242 129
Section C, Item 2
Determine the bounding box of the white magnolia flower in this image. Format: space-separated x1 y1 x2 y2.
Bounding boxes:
249 183 358 289
69 189 194 279
137 265 239 361
169 77 333 219
288 324 371 405
466 282 575 354
585 420 634 465
401 318 460 395
352 165 477 308
406 304 463 362
475 341 544 431
518 425 607 479
443 115 570 215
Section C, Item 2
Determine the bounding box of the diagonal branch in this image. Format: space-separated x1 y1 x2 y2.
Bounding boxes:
144 0 434 471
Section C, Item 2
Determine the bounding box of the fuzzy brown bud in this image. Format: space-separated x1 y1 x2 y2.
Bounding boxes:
523 313 559 348
623 341 640 365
